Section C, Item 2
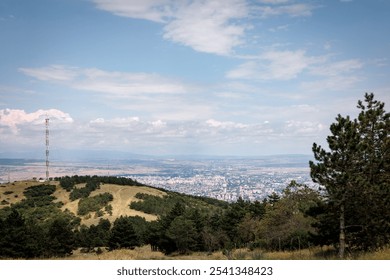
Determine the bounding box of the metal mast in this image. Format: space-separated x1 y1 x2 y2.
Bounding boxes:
45 116 50 181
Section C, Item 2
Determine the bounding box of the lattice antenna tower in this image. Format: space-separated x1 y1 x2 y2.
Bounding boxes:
45 116 50 182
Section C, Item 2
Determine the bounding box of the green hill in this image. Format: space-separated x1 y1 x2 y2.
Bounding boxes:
2 175 388 260
1 176 231 220
1 180 154 222
0 175 237 258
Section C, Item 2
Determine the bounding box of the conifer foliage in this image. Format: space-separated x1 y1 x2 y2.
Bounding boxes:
310 93 389 258
108 216 140 250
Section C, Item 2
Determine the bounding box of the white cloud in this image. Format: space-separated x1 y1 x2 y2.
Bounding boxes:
19 65 187 96
0 108 73 134
227 49 317 80
226 61 258 80
91 0 316 57
260 50 313 79
301 75 361 92
256 3 315 18
309 59 363 77
163 0 248 55
258 0 290 4
90 116 140 127
226 49 363 92
90 118 105 124
206 119 248 129
92 0 173 22
150 119 167 128
19 65 218 122
284 120 325 135
370 58 388 67
268 24 289 32
76 71 186 96
301 59 363 91
19 65 79 82
92 0 249 56
0 105 330 155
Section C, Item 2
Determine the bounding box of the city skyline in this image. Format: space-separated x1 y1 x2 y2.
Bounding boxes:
1 0 390 157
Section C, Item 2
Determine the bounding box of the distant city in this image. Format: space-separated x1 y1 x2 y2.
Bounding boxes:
0 155 317 202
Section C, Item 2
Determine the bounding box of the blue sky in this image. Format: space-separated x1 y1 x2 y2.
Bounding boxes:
1 0 389 158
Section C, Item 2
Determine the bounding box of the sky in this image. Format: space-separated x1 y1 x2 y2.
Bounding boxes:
0 0 390 158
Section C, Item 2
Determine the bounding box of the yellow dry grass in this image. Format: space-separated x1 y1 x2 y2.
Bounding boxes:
355 246 390 260
234 246 390 260
1 180 165 225
58 246 389 260
59 246 228 260
71 183 165 226
0 180 49 208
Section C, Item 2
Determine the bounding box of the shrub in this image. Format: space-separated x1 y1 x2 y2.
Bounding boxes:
77 193 113 216
24 185 56 198
69 180 100 201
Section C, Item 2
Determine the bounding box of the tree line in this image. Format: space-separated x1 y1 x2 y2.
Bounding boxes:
0 179 320 258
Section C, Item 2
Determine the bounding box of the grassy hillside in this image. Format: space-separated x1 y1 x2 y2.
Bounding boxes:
1 180 45 206
0 176 234 259
1 176 388 260
1 180 165 225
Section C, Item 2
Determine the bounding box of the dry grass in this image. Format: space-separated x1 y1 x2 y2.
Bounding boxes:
355 246 390 260
58 246 228 260
63 245 390 260
232 246 390 260
62 183 165 226
0 180 47 208
30 245 390 260
1 180 164 226
260 247 337 260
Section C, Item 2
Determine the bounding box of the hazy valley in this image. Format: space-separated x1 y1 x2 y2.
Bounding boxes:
0 154 315 202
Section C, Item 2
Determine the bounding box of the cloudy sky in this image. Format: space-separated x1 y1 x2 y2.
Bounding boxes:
1 0 389 158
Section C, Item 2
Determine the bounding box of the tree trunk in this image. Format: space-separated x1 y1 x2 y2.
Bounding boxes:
339 202 345 259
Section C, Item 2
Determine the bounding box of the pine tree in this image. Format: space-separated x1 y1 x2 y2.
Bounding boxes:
0 209 42 258
153 202 186 254
45 217 75 257
310 93 389 258
353 93 390 249
166 216 198 254
109 216 140 250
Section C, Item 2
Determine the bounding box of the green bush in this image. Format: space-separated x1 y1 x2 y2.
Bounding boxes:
69 180 100 201
24 185 56 198
77 193 113 216
130 193 185 216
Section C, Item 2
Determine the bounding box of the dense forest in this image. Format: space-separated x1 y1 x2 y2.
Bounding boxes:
0 93 388 259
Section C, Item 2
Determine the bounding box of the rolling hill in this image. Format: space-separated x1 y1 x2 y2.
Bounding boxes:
0 175 230 233
1 178 184 226
0 175 233 258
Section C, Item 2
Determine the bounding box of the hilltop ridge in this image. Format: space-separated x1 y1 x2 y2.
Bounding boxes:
1 177 223 226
